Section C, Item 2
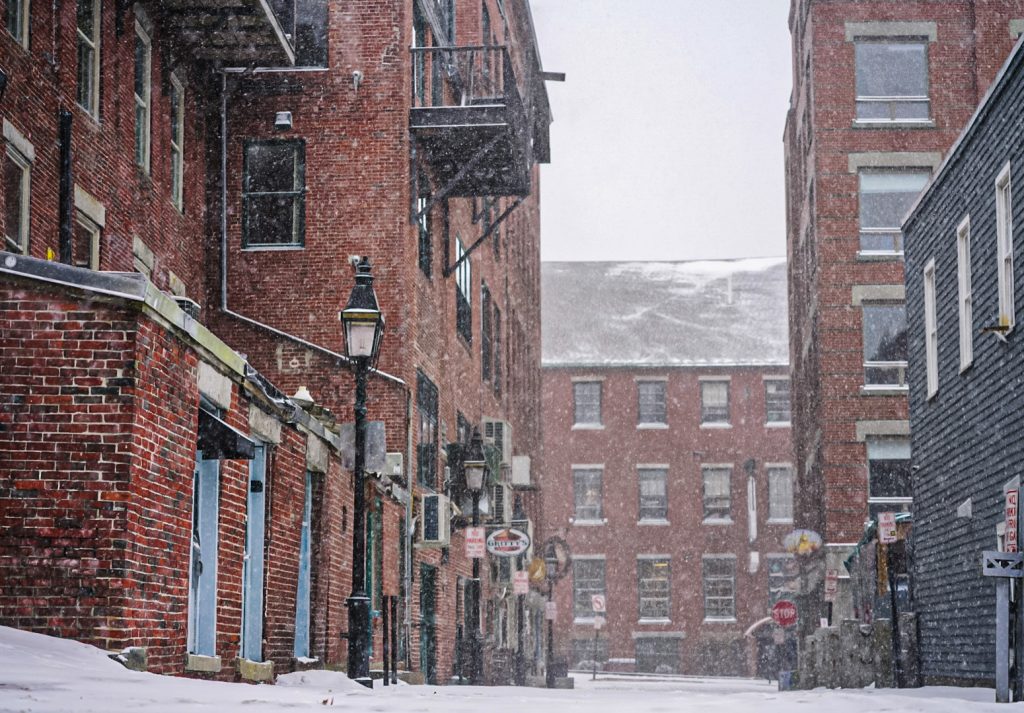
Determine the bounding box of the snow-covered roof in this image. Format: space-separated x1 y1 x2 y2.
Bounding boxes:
542 258 790 368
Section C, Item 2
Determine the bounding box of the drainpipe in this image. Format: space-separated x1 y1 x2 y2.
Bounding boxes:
57 108 72 264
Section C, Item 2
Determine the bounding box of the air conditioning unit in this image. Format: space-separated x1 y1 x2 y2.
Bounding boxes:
419 493 450 547
511 455 531 488
385 452 405 485
482 418 513 466
490 483 512 525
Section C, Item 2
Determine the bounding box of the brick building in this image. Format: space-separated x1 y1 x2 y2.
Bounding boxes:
539 259 794 676
1 0 554 686
784 0 1024 630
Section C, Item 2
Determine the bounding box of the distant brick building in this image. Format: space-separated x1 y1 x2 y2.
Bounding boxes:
540 260 794 676
784 0 1024 629
0 0 554 686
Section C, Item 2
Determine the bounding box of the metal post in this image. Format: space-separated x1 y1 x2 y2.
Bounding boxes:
391 594 399 684
515 589 526 686
886 544 903 688
592 626 599 681
999 577 1011 703
346 361 373 688
382 594 390 686
546 580 555 688
470 489 482 685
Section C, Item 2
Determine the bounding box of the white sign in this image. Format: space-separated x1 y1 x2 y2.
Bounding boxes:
823 569 839 603
593 616 606 630
465 527 486 559
545 601 557 621
591 594 606 613
1007 490 1019 553
878 512 898 545
513 570 529 595
485 527 531 557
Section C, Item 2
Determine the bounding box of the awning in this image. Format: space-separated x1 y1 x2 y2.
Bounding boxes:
198 408 256 460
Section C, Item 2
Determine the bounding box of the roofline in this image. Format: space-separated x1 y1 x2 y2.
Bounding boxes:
541 361 790 370
541 256 787 267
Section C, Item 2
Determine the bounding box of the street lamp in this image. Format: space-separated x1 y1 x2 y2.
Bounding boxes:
464 428 487 685
340 257 385 689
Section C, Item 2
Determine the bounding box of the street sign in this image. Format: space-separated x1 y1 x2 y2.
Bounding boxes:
465 526 486 559
545 601 557 621
513 570 529 595
823 569 839 603
593 616 606 630
1007 490 1019 553
486 527 531 557
878 512 898 545
591 594 606 614
771 599 798 628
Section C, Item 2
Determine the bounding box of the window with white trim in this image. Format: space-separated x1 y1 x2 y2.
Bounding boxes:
858 170 930 254
6 0 29 47
862 303 907 388
767 555 796 606
702 466 731 521
765 378 791 424
76 0 101 118
455 235 472 342
700 380 729 424
573 467 602 521
572 558 605 619
3 141 30 254
573 381 601 426
702 557 735 620
867 436 912 520
767 466 794 522
956 216 972 370
637 558 671 619
170 74 185 211
996 162 1014 330
924 259 938 398
854 40 929 122
134 21 151 172
638 467 667 521
73 211 101 270
637 380 667 425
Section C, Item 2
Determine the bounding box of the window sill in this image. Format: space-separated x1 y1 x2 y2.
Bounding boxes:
574 617 599 626
638 617 672 625
767 518 794 526
241 244 305 252
638 519 670 526
851 119 935 129
857 251 903 262
572 423 605 431
703 617 737 624
637 423 669 430
860 386 909 397
700 422 732 430
765 421 791 429
702 517 733 526
570 518 606 527
185 653 222 673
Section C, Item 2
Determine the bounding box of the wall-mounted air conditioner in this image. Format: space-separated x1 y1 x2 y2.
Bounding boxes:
482 418 513 466
511 455 531 488
418 493 450 547
490 483 512 525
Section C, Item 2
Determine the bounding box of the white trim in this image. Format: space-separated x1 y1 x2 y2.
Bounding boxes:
924 259 938 399
572 553 606 561
764 461 793 470
570 519 606 527
73 185 106 227
852 284 905 306
855 420 910 441
701 463 734 470
134 20 152 174
571 375 606 382
845 21 937 42
762 375 790 382
571 423 604 431
702 518 733 526
996 161 1015 331
634 375 668 382
170 72 185 211
957 215 973 371
3 120 35 162
636 553 671 560
700 423 732 430
3 133 31 254
636 463 670 470
637 519 670 527
571 463 605 470
636 618 672 625
697 375 732 382
637 423 669 430
630 631 684 640
701 553 737 560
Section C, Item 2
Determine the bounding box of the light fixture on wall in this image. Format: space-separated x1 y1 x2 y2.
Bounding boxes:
274 111 293 131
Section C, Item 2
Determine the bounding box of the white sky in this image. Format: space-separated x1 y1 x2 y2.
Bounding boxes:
531 0 793 262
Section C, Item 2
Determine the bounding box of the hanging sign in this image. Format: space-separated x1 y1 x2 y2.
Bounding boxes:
593 616 606 630
527 557 547 583
1006 490 1019 553
878 512 898 545
465 526 486 559
486 527 531 557
513 570 530 595
545 601 557 621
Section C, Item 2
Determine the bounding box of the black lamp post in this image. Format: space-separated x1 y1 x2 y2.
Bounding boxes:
463 429 487 685
340 257 385 689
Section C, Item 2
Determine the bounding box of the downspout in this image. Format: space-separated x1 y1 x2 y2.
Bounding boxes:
57 108 72 264
404 386 414 671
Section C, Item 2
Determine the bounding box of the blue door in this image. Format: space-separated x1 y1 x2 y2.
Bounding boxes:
241 445 267 661
294 470 314 658
188 453 220 656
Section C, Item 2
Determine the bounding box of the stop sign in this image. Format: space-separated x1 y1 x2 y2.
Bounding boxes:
771 599 798 627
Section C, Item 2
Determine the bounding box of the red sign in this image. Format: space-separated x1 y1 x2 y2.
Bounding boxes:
513 570 529 595
465 527 486 559
1007 490 1019 553
771 599 798 628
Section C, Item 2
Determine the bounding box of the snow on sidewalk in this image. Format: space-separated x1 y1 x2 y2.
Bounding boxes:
0 626 1010 712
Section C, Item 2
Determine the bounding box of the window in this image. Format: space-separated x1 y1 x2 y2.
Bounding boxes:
767 555 796 606
294 0 328 67
924 259 938 399
862 303 907 388
6 0 28 47
700 380 729 424
957 216 973 370
638 468 667 521
765 379 791 424
3 142 30 254
416 371 438 489
702 557 735 620
573 467 602 521
637 558 671 619
571 638 608 669
702 466 731 521
73 212 101 270
455 236 472 342
293 471 316 659
481 284 491 381
867 436 912 519
573 381 601 426
242 140 305 248
572 559 605 619
170 74 184 211
76 0 100 118
996 162 1014 330
855 40 929 122
858 170 930 254
134 22 151 173
188 454 220 656
637 380 667 425
417 193 431 276
635 638 679 674
493 304 502 397
767 466 794 522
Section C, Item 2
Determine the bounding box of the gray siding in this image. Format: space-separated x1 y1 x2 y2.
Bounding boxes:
903 43 1024 683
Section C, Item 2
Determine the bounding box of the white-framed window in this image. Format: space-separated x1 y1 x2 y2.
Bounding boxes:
133 21 151 172
700 379 729 425
637 557 671 620
170 73 185 211
76 0 101 118
6 0 29 47
764 378 791 425
638 467 668 521
854 39 929 122
996 161 1014 330
957 215 973 370
573 466 603 521
862 303 907 388
455 235 472 342
867 436 912 520
858 170 930 255
637 380 667 425
3 134 31 254
72 185 104 270
767 465 794 523
702 465 731 522
702 556 735 621
924 259 938 399
573 381 602 426
572 557 605 619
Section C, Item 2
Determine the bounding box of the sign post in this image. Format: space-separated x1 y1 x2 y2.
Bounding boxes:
1007 490 1019 553
465 526 486 559
591 595 606 680
984 551 1024 702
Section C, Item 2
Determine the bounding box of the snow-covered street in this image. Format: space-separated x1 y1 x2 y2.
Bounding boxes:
0 626 1009 713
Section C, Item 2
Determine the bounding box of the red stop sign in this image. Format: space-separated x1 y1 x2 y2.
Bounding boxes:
771 600 798 627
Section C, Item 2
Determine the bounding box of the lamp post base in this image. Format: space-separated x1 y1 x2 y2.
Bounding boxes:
347 593 372 687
